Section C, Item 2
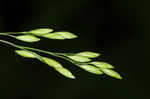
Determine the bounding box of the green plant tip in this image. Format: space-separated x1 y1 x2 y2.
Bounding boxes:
42 31 77 40
80 65 103 74
16 35 40 42
90 61 114 69
101 69 122 79
67 55 91 62
77 51 100 58
15 50 36 58
29 28 54 35
0 28 123 80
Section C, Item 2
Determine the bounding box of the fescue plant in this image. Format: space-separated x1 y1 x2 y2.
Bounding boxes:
0 28 122 79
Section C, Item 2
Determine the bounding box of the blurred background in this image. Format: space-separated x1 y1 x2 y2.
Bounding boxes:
0 0 150 99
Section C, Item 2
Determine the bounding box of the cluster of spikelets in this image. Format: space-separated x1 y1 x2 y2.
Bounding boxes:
0 28 122 79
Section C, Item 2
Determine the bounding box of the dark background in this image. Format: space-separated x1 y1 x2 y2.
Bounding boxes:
0 0 149 99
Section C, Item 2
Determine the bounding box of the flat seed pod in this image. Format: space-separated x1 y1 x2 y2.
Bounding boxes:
15 50 36 58
42 32 77 39
55 67 75 79
80 65 103 74
29 28 54 35
68 55 91 62
101 69 122 79
90 61 114 69
77 51 100 58
42 57 63 68
16 35 40 42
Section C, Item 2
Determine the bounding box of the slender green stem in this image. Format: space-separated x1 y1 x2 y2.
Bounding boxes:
22 46 78 64
0 39 77 65
0 39 21 48
0 39 58 56
0 33 17 38
22 46 58 56
0 32 25 35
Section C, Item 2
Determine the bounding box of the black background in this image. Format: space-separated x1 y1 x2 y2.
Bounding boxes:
0 0 150 99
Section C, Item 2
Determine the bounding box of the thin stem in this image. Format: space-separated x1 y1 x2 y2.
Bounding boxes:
0 32 25 35
0 38 81 68
22 46 78 64
0 39 21 48
0 39 58 56
0 39 77 64
22 46 58 56
0 33 17 38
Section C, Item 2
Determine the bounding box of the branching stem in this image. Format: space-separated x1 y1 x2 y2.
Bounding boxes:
0 29 122 79
0 39 77 65
0 32 78 64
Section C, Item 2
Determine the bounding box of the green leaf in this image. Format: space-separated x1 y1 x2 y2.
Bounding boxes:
80 65 103 74
42 57 63 68
55 67 75 79
42 57 75 79
16 35 40 42
101 69 122 79
29 28 54 35
42 31 77 40
15 50 36 58
15 50 44 62
76 51 100 58
90 61 114 69
67 55 91 62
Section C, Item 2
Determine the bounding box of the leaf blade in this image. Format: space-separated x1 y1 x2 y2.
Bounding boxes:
42 57 63 68
55 67 76 79
77 51 100 58
16 35 40 42
67 55 91 62
80 65 103 74
15 50 45 62
101 69 122 79
42 31 77 40
42 57 75 79
15 50 36 58
90 61 114 69
29 28 54 35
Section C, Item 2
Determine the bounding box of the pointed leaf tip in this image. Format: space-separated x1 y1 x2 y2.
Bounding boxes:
29 28 54 35
15 50 36 58
90 61 114 69
101 69 122 79
42 57 62 68
42 57 75 79
55 67 76 79
77 51 100 58
16 35 40 42
42 31 77 40
80 65 103 74
67 55 91 62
